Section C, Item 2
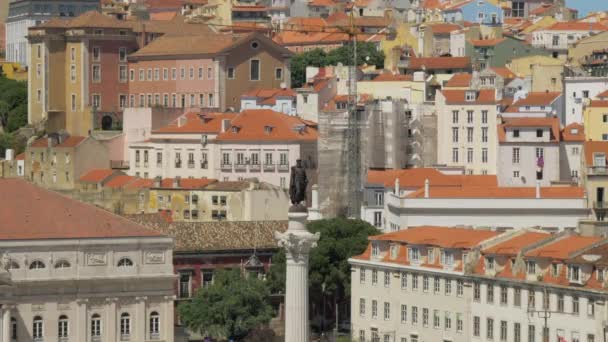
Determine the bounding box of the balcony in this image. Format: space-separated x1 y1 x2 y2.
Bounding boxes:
594 202 608 210
263 163 275 172
235 163 247 171
588 166 608 175
250 163 261 171
278 163 289 172
221 163 232 171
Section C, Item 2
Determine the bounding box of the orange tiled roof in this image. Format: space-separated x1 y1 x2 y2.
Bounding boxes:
215 109 318 142
370 72 413 82
308 0 336 7
525 236 602 260
529 3 554 16
470 38 506 47
584 141 608 165
125 178 155 189
149 11 178 21
589 100 608 108
445 73 472 87
79 169 117 183
569 242 608 266
36 10 133 29
105 175 138 189
406 186 585 199
596 90 608 99
366 168 497 188
156 177 217 189
490 67 516 80
561 123 585 142
483 231 551 256
511 91 561 107
498 117 561 143
0 179 163 240
408 56 471 70
441 89 497 104
153 112 237 134
545 22 608 31
371 226 500 249
30 136 87 148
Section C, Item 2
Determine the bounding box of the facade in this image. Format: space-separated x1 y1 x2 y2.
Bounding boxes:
27 11 138 136
436 89 500 175
25 134 109 191
128 32 293 112
564 77 608 126
532 22 608 59
583 94 608 141
442 0 503 25
296 67 338 122
583 141 608 222
467 36 549 69
0 178 175 342
350 226 608 342
240 88 296 115
6 0 100 66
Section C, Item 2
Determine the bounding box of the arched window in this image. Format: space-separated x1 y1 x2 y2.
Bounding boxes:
55 260 71 269
32 316 43 341
149 311 160 339
120 313 131 338
58 315 68 339
29 260 46 270
10 317 17 340
91 314 102 338
7 260 19 270
117 258 134 267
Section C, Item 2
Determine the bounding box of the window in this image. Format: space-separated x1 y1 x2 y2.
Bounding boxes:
360 268 366 283
434 277 440 293
487 318 494 340
208 67 213 79
433 310 440 328
179 272 191 298
487 284 494 303
399 304 407 323
359 298 366 316
180 67 185 80
198 67 204 79
412 274 418 290
33 316 43 340
500 321 508 342
423 275 429 292
535 147 544 159
228 67 235 79
117 258 134 267
29 260 46 269
189 67 194 79
150 312 160 338
528 325 535 342
552 35 559 46
482 127 488 142
482 148 488 163
91 314 102 338
56 315 69 339
500 286 508 305
209 93 214 107
473 316 480 337
147 69 153 81
513 148 520 163
557 294 564 312
457 280 464 297
250 59 260 81
359 330 365 342
171 68 177 80
384 271 390 287
452 148 459 163
466 91 476 101
542 291 549 309
452 127 459 143
588 298 595 317
55 259 71 268
275 68 283 80
456 313 463 332
452 110 459 123
372 269 378 285
120 313 131 339
412 306 418 324
527 261 536 275
163 68 168 80
482 110 488 124
422 308 429 327
588 334 595 342
514 287 521 307
384 302 390 320
573 296 579 314
528 289 535 309
372 300 378 318
467 110 474 123
467 127 473 143
569 265 581 282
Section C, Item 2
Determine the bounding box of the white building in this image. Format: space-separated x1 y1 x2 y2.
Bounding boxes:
350 226 608 342
240 88 297 115
532 22 608 58
0 178 175 342
564 76 608 125
128 109 318 189
436 89 501 175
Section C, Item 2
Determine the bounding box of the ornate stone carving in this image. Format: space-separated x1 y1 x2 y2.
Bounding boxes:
274 231 319 262
31 304 45 312
86 253 106 266
145 251 165 264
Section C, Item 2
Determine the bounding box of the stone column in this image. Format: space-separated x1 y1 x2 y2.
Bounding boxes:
135 296 147 341
76 299 88 342
275 208 319 342
105 298 117 342
2 305 10 342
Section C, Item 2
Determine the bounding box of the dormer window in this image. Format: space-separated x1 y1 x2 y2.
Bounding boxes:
441 250 454 266
372 243 380 257
337 102 347 110
264 126 273 134
465 90 477 102
231 126 239 133
408 247 420 262
390 245 399 260
598 268 605 282
594 153 606 167
568 265 580 282
526 261 536 275
552 263 559 277
427 248 434 263
486 256 495 270
571 128 579 135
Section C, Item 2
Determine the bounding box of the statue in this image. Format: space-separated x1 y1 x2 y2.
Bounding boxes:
289 159 308 206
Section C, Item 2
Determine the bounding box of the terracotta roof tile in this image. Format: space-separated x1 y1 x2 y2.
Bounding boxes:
215 109 318 142
470 38 506 47
36 11 133 29
14 153 25 161
498 117 561 143
407 186 585 199
596 90 608 99
153 112 237 134
584 141 608 165
370 72 413 82
79 169 117 183
308 0 336 7
483 232 551 256
441 89 497 104
445 73 472 87
0 179 163 240
561 123 585 142
525 236 602 260
125 178 155 189
545 22 608 31
366 168 497 188
408 56 471 70
371 226 499 249
105 175 138 189
149 11 178 21
589 100 608 108
429 23 463 34
490 67 516 80
511 92 561 107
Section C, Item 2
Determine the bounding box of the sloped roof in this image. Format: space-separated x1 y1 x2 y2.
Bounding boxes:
545 22 608 31
584 141 608 165
79 169 118 183
367 168 497 188
498 117 561 143
445 73 472 87
406 186 585 199
153 112 237 134
30 136 87 148
429 23 463 34
441 89 497 104
483 231 551 256
525 236 603 260
371 226 499 249
36 10 133 29
470 38 506 47
511 92 561 107
0 179 163 240
215 109 318 142
155 177 217 189
561 123 585 142
409 56 471 70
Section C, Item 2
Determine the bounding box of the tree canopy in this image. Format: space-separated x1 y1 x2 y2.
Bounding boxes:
178 269 274 341
0 76 28 157
290 42 385 88
267 218 379 319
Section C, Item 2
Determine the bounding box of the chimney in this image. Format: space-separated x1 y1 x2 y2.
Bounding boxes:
221 119 231 132
535 180 541 199
394 178 400 195
424 179 430 198
154 176 161 188
5 149 14 161
173 176 181 188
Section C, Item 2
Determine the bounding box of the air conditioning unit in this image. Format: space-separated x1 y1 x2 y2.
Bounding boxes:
201 135 208 145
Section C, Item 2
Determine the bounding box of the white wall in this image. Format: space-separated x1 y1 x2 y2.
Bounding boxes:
564 77 608 125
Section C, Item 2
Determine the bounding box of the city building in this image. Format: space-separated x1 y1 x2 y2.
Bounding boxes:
240 88 296 115
564 76 608 126
128 31 293 112
350 226 608 342
441 0 503 25
467 36 549 69
6 0 100 66
583 91 608 141
532 22 608 59
582 141 608 222
0 178 175 342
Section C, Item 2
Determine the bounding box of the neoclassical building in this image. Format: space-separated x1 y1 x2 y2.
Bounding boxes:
0 178 175 342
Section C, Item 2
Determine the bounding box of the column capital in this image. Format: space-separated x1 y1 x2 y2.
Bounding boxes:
76 298 89 305
105 297 119 304
136 296 148 302
274 230 320 261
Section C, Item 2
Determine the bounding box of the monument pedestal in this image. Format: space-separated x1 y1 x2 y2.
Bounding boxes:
275 207 319 342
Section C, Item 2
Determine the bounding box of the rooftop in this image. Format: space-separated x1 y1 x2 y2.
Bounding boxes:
408 56 471 70
241 88 297 106
545 22 608 31
406 185 585 199
483 231 551 256
152 112 237 134
441 89 497 105
525 235 603 260
79 169 119 183
561 123 585 142
584 141 608 166
366 168 497 188
444 73 472 87
0 179 162 240
30 136 87 148
371 226 500 249
215 109 318 142
498 117 560 143
511 92 561 107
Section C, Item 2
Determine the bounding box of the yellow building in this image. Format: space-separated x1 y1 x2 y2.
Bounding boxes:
506 55 564 78
381 23 418 72
569 31 608 67
583 94 608 142
582 141 608 222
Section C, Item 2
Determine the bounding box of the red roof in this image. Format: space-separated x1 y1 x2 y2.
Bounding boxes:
430 23 462 34
511 92 561 107
561 123 585 142
0 179 163 240
370 72 413 82
584 141 608 166
79 169 117 183
588 100 608 108
470 38 506 47
14 153 25 161
545 22 608 31
215 109 318 142
408 56 471 70
525 236 602 260
105 175 138 189
153 112 237 134
406 186 585 199
483 231 551 256
445 73 472 87
498 117 561 143
367 168 497 188
125 178 155 189
30 136 87 148
441 89 497 104
371 226 499 249
596 89 608 99
490 67 516 80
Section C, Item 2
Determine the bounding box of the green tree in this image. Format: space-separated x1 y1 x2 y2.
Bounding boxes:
0 100 10 132
267 218 379 329
0 76 27 133
290 48 329 88
178 269 274 341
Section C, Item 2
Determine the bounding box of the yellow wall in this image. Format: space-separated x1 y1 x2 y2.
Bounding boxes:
569 31 608 67
584 105 608 141
531 64 564 92
507 55 564 78
29 43 46 125
381 23 418 72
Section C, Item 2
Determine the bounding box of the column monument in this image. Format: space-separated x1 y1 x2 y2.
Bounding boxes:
275 159 319 342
